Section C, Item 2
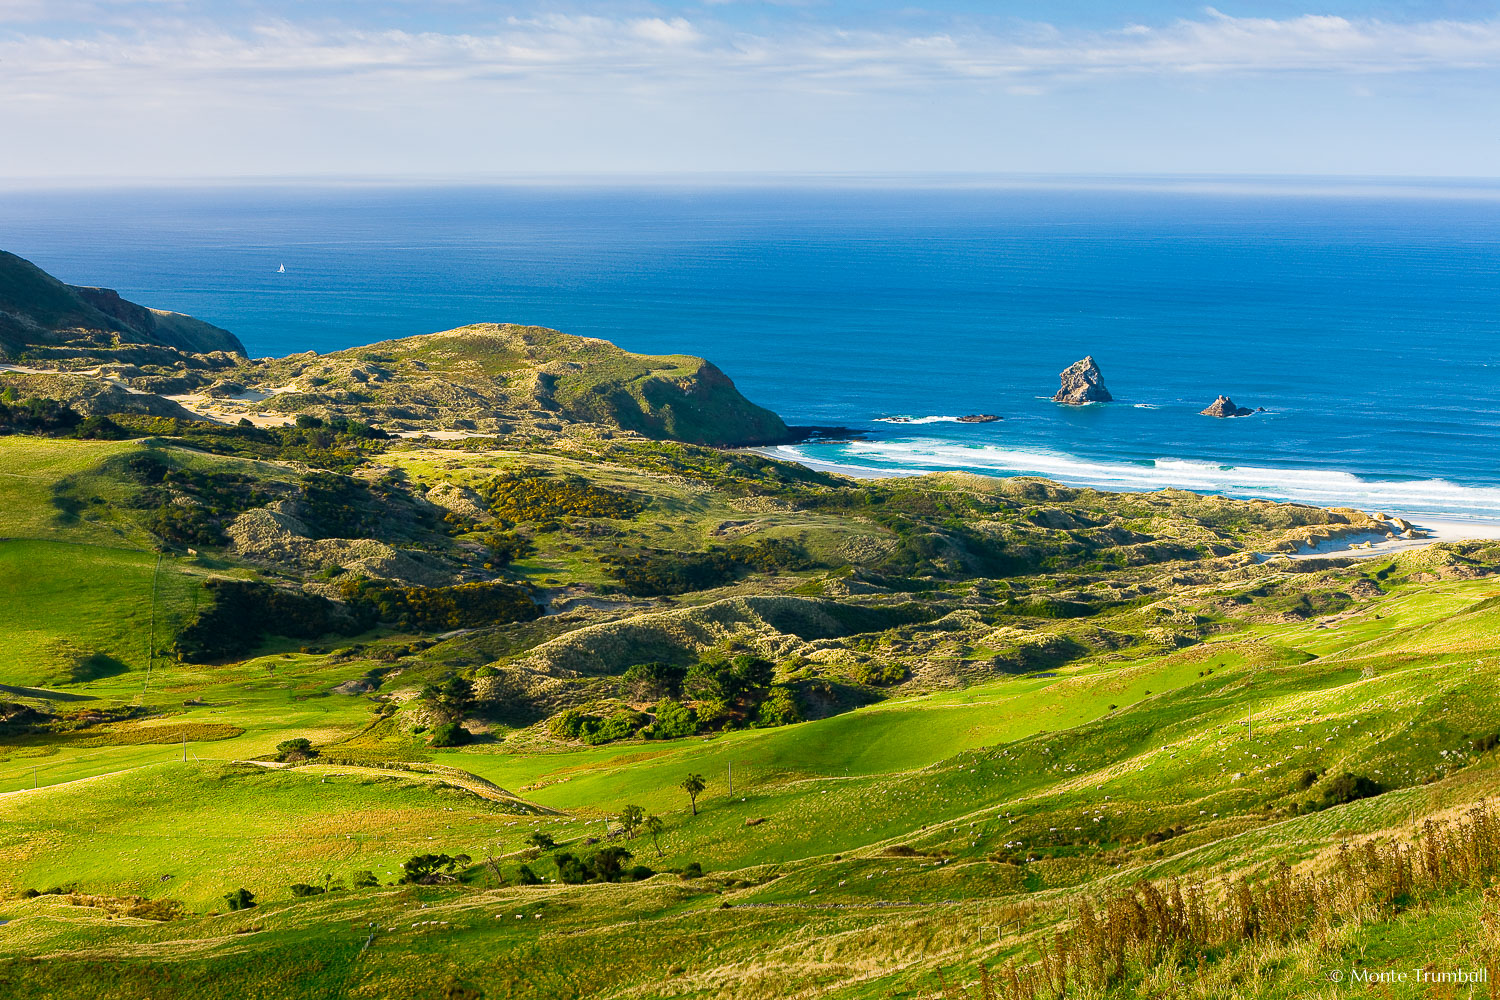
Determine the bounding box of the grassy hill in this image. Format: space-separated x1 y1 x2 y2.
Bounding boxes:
0 251 244 359
4 326 1500 998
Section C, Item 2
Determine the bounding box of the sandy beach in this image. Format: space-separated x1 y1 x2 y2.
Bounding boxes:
751 445 1500 560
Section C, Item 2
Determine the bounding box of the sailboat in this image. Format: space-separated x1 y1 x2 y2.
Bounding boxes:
277 263 285 273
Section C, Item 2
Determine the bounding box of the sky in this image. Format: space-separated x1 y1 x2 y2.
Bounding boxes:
2 1 1499 182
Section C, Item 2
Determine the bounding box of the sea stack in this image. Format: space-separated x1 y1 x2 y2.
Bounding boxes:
1053 356 1112 404
1200 395 1258 417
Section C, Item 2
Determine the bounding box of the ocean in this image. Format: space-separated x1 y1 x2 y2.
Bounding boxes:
4 182 1500 517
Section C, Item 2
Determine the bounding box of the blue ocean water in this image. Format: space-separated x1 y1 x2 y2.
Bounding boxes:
4 183 1500 517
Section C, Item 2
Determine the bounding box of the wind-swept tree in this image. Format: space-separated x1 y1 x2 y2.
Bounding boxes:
645 814 665 857
619 804 645 839
680 773 706 816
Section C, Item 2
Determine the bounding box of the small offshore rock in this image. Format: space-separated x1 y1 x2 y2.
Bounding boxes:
1053 356 1112 404
1200 394 1257 417
957 414 1001 423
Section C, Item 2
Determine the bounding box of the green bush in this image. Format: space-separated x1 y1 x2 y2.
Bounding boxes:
600 539 815 596
854 661 908 686
429 722 471 748
222 888 255 910
646 700 699 739
338 578 539 631
478 471 646 521
275 738 317 762
755 686 802 728
555 847 638 884
621 661 686 701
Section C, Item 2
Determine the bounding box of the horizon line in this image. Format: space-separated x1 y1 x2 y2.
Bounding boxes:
7 171 1500 201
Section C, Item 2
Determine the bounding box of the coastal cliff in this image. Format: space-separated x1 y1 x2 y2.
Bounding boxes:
0 252 792 449
0 251 245 359
250 323 792 447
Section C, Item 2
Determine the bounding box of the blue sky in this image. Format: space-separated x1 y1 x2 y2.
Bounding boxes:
3 2 1499 181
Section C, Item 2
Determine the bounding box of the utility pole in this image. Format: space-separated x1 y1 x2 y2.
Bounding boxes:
182 735 187 762
728 761 732 797
1246 704 1253 743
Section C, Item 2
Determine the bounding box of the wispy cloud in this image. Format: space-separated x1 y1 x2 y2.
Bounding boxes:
5 8 1500 105
3 7 1499 180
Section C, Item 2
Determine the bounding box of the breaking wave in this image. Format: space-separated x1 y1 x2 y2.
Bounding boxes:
773 439 1500 520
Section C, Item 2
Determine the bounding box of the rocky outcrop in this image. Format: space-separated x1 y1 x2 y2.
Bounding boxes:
1053 356 1112 404
0 250 245 358
957 414 1001 423
1200 395 1261 418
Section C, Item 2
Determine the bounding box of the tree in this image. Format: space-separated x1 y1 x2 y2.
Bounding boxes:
645 814 665 857
351 870 378 888
591 846 633 882
621 661 686 701
680 773 706 816
398 853 471 885
646 699 698 739
275 737 316 762
731 654 774 691
755 686 802 728
526 831 555 850
619 804 645 838
423 675 474 724
223 887 255 910
289 882 326 897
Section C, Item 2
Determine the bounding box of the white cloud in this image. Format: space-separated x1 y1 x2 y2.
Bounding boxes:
2 8 1499 179
628 17 701 47
5 9 1500 102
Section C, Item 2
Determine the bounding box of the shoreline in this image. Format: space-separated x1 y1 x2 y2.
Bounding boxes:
748 445 1500 558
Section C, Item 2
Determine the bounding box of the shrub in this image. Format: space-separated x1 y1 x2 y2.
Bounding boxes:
478 471 646 522
338 578 540 632
685 655 773 703
398 853 471 885
555 847 635 884
275 738 317 762
1318 772 1383 808
429 722 471 748
515 864 541 885
600 540 815 596
548 708 647 745
755 686 802 728
854 661 908 686
289 883 325 898
351 871 379 888
680 862 703 879
645 699 699 739
582 711 647 745
421 676 474 725
481 530 534 566
621 661 686 701
223 888 255 910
